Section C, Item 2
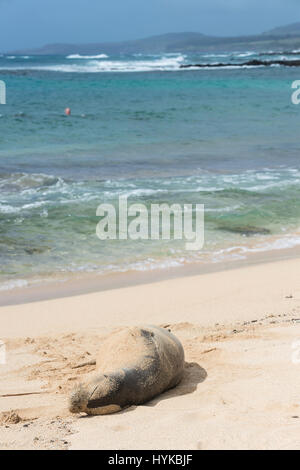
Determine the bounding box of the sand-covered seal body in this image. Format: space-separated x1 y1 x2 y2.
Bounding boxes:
69 325 184 415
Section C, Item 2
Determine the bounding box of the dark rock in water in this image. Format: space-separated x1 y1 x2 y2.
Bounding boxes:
259 51 300 56
24 246 49 255
180 59 300 68
217 225 271 236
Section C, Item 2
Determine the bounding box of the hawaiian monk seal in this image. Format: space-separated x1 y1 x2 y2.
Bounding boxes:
69 325 185 415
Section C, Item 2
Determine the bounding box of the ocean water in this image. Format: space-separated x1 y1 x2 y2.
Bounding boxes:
1 51 300 290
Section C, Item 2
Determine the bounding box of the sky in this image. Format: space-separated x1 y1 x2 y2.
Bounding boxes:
1 0 300 51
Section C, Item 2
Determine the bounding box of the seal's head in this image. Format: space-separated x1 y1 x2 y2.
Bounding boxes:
69 382 90 414
69 373 122 415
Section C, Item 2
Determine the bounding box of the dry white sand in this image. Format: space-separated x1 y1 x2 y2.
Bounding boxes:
1 257 300 450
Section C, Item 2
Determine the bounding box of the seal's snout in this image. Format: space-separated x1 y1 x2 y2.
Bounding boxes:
69 383 89 414
69 375 113 414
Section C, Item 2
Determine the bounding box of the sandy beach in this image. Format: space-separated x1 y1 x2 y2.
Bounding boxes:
1 256 300 450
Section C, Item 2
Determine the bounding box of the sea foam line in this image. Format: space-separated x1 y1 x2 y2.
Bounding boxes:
66 54 109 59
0 55 186 73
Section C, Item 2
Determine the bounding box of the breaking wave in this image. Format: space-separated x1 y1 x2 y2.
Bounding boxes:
66 53 109 59
0 54 187 73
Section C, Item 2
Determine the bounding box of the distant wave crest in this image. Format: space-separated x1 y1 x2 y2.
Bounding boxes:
66 53 109 59
0 54 186 73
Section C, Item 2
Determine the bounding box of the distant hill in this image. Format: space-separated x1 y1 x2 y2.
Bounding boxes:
264 22 300 37
9 22 300 55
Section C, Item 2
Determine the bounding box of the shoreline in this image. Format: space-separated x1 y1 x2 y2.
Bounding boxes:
1 241 300 307
1 253 300 339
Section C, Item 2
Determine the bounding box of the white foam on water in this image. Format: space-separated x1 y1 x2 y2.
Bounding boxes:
22 201 47 210
120 188 169 198
3 55 31 60
202 53 230 58
0 203 18 214
236 52 256 58
206 204 241 213
198 65 265 70
66 54 109 59
212 234 300 263
244 235 300 252
0 279 28 291
0 201 48 214
0 54 187 73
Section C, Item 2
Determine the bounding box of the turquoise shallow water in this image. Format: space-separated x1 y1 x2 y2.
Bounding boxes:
1 51 300 289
